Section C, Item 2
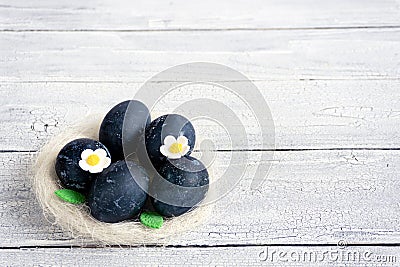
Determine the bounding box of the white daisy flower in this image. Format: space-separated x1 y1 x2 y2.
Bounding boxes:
160 135 190 159
78 148 111 174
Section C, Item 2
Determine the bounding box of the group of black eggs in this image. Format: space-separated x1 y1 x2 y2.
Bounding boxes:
55 100 209 229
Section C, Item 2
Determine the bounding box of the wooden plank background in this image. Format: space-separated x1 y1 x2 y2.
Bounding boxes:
1 0 400 265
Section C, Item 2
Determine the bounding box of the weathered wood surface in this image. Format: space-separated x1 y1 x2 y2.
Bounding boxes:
1 30 399 82
1 0 400 265
1 246 399 266
2 150 400 247
1 0 399 30
1 79 400 151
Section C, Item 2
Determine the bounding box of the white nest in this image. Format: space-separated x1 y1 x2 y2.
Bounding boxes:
33 114 213 246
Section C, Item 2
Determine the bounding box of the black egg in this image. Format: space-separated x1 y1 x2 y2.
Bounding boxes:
145 114 195 170
150 156 209 217
99 100 151 161
55 138 111 193
87 160 149 223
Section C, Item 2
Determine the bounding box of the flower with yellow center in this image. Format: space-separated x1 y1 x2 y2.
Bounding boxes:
160 135 190 159
79 148 111 174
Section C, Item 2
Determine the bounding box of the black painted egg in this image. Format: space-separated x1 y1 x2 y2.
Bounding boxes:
87 160 149 223
145 114 195 170
55 138 111 193
99 100 151 161
150 156 209 217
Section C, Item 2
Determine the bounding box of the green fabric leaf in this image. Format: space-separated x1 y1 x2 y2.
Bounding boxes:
54 189 86 204
140 212 164 229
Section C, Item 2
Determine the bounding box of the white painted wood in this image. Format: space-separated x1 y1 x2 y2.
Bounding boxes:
2 150 400 246
1 30 400 82
1 0 400 262
1 0 399 31
1 246 399 266
1 79 399 151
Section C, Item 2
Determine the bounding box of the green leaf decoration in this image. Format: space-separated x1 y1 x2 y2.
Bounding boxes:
54 189 86 204
140 212 164 229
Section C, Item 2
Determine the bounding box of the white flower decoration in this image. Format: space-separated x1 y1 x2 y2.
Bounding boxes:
160 135 190 159
79 149 111 174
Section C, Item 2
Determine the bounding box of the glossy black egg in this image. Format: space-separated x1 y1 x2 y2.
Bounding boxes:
145 114 195 170
150 156 209 217
55 138 111 193
99 100 151 161
87 160 149 223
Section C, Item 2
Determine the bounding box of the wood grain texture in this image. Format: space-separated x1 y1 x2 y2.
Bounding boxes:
1 79 399 151
0 246 399 266
1 0 400 264
1 0 399 31
2 150 400 247
1 29 400 82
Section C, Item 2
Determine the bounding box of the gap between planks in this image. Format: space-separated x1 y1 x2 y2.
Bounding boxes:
2 243 400 250
2 148 400 154
3 78 400 83
2 25 400 33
